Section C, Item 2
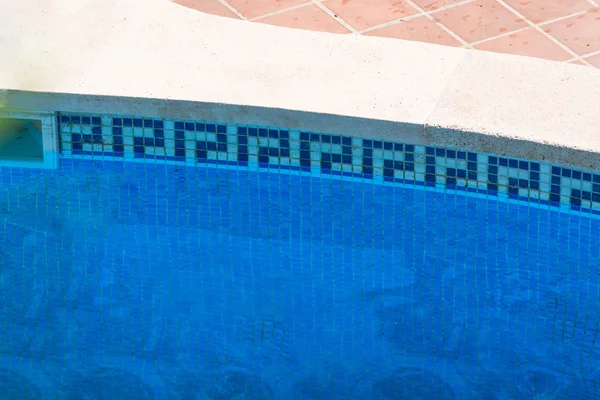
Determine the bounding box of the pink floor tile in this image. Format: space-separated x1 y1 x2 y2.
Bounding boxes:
365 16 462 46
502 0 592 24
474 27 573 61
173 0 240 19
322 0 420 31
258 4 351 33
543 10 600 55
410 0 469 12
432 0 529 43
226 0 310 20
584 53 600 68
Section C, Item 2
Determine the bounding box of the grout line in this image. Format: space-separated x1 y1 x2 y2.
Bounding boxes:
217 0 248 20
404 0 471 47
314 2 359 34
358 0 475 35
468 8 590 48
494 0 581 59
582 49 600 58
250 0 314 21
537 10 589 26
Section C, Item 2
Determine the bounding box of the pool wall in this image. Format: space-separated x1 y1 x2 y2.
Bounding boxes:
1 0 600 196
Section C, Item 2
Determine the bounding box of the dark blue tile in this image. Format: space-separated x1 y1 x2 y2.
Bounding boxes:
530 181 539 190
321 134 331 143
218 143 227 152
144 120 153 128
133 118 143 127
426 156 435 165
92 117 101 125
185 122 195 131
551 166 561 175
71 116 81 124
154 129 164 138
530 171 539 181
280 130 289 139
373 140 383 149
61 116 71 123
238 126 248 135
468 153 477 162
561 169 572 178
300 132 310 141
154 120 164 129
583 172 592 181
551 176 561 185
174 121 184 130
384 142 393 150
208 124 217 133
332 154 342 163
436 148 445 157
405 153 414 162
519 161 528 170
468 171 477 180
499 158 508 166
447 150 456 158
332 136 341 144
217 124 227 134
509 159 518 168
572 170 582 180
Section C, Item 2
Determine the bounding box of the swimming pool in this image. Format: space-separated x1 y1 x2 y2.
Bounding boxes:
0 113 599 399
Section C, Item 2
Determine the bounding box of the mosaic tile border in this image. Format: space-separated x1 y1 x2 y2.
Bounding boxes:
57 113 600 215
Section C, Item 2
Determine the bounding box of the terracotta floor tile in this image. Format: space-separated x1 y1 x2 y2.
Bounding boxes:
432 0 529 43
503 0 592 24
226 0 310 20
322 0 420 31
365 16 462 46
410 0 468 12
258 4 351 33
474 27 573 61
542 10 600 55
585 53 600 68
172 0 240 19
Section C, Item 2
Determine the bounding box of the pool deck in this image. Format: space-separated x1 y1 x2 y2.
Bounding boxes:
1 0 600 169
176 0 600 68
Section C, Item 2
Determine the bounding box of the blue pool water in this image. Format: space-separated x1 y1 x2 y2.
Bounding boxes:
1 158 600 399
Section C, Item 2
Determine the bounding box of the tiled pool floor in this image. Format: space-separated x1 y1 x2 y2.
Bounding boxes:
174 0 600 68
1 159 600 398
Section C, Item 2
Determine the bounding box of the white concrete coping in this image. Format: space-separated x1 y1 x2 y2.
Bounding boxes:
1 0 600 169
